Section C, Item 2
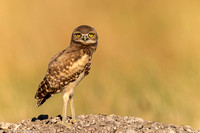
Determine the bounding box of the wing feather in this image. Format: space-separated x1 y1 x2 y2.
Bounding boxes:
35 48 91 107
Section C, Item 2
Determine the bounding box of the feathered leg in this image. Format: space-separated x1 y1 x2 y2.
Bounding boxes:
69 96 75 121
62 92 69 123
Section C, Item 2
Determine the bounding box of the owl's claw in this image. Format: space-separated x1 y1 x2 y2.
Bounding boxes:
57 116 76 126
69 119 76 124
57 121 73 126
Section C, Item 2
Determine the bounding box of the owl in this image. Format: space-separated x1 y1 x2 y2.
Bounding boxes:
34 25 98 123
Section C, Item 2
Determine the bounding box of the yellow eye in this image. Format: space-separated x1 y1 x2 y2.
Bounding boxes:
88 33 94 38
75 33 82 38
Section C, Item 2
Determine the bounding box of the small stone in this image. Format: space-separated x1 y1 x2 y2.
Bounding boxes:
31 117 37 122
107 115 115 122
77 125 82 130
138 124 143 129
37 114 48 120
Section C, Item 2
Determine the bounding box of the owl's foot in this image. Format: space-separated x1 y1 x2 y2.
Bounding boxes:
57 118 76 126
69 119 76 124
57 121 73 126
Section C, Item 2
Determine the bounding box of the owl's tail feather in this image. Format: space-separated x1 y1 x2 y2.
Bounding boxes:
35 77 52 107
36 94 51 107
36 99 43 107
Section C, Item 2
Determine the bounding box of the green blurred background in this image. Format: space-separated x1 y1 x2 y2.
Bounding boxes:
0 0 200 129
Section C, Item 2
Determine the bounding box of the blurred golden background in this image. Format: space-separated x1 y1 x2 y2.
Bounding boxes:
0 0 200 129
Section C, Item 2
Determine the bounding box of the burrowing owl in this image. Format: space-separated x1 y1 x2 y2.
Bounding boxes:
34 25 98 123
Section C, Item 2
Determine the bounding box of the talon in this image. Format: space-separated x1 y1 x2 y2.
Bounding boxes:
57 121 73 126
69 119 76 124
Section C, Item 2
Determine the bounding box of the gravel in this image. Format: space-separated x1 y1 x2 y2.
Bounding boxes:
0 114 199 133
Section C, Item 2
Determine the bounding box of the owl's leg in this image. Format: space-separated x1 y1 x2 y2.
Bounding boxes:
69 95 75 122
62 92 69 123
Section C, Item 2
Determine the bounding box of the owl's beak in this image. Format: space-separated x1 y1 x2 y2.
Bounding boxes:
82 35 88 42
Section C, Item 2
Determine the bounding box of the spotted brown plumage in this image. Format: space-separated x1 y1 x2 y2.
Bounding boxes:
34 25 98 123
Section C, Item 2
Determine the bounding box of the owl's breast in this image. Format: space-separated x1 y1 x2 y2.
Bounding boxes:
67 54 90 73
44 52 92 92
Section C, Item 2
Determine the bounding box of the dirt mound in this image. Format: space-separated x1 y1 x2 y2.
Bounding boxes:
0 114 199 133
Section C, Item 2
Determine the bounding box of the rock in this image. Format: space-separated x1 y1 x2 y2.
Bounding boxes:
0 114 199 133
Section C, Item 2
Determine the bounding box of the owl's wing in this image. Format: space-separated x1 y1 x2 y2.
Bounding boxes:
48 49 66 67
35 49 90 107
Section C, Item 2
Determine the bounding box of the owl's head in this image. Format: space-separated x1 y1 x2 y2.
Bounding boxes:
71 25 98 46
